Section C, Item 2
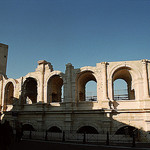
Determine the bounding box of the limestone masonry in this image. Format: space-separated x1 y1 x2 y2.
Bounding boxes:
1 43 150 142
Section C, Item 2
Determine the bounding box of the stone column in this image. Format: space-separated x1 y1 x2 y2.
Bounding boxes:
108 79 113 100
19 77 24 105
142 59 149 99
37 60 48 103
64 63 75 111
0 43 8 76
0 76 3 111
64 114 72 132
101 62 108 100
127 82 131 100
43 62 53 103
65 63 74 103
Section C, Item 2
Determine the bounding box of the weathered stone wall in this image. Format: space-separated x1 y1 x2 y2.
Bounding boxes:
0 43 8 76
0 44 150 142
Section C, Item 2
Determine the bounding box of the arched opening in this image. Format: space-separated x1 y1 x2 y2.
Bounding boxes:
22 77 37 104
22 124 36 131
77 71 97 101
112 67 135 100
47 75 63 103
86 81 97 101
4 82 14 110
115 125 139 137
114 79 128 100
77 126 99 134
47 126 62 133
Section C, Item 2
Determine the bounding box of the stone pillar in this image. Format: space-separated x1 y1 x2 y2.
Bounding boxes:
101 62 108 100
64 114 72 131
37 60 50 103
0 76 3 111
108 79 113 100
44 62 53 103
127 82 131 100
65 63 74 103
19 77 24 105
0 43 8 76
63 64 74 132
142 59 149 99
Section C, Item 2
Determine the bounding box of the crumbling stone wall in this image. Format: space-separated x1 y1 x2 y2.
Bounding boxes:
0 44 150 141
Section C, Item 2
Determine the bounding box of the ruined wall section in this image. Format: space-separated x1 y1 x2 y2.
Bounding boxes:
101 60 145 109
1 58 150 111
95 62 108 109
64 63 75 104
0 43 8 76
142 59 150 109
147 60 150 96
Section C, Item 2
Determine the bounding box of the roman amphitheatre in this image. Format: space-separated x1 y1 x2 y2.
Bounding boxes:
1 43 150 142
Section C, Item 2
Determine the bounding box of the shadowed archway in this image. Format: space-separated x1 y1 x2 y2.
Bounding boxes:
22 77 37 104
47 126 62 133
47 75 63 103
4 82 14 111
77 126 99 134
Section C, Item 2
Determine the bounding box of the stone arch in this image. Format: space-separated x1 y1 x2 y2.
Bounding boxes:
47 72 64 103
23 74 41 88
21 77 38 104
75 122 99 133
22 123 36 131
4 78 17 89
115 125 139 137
109 64 142 100
76 69 97 102
112 67 134 100
46 123 63 132
79 67 98 82
109 64 142 80
3 81 14 110
47 126 62 133
3 79 18 106
45 71 65 87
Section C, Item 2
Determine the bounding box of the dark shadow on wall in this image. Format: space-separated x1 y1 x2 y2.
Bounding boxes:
21 77 38 105
47 126 62 133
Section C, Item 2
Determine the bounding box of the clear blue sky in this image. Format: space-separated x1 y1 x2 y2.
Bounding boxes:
0 0 150 79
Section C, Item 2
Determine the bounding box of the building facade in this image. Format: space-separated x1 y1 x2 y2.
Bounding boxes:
1 43 150 141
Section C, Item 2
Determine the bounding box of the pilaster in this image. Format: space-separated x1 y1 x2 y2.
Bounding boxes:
0 76 3 111
101 62 108 100
65 63 74 103
142 59 149 99
37 60 53 103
